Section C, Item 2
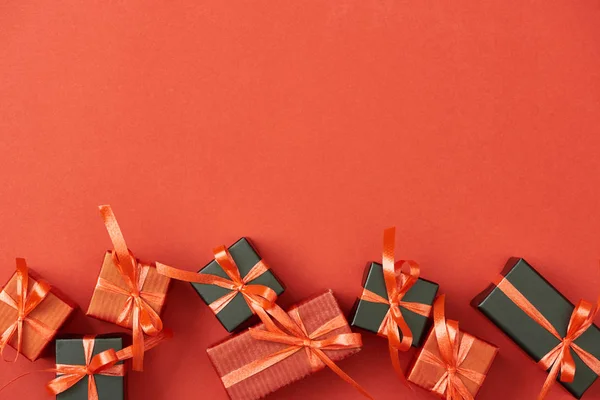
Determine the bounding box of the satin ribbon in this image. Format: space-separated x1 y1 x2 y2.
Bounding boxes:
156 245 278 322
494 276 600 400
418 295 485 400
219 302 374 399
0 330 172 399
0 258 55 362
96 205 164 371
359 227 432 380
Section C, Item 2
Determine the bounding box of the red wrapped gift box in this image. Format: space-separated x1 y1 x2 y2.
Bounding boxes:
207 290 361 400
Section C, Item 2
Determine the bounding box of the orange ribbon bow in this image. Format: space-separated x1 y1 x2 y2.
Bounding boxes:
418 295 486 400
0 258 55 362
219 303 374 399
95 205 165 371
156 245 278 323
359 227 432 380
494 276 600 400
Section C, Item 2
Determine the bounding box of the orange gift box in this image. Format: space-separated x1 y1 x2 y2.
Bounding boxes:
0 264 76 361
86 251 170 329
407 295 498 399
207 290 361 400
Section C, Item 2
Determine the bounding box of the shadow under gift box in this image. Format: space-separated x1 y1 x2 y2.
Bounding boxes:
350 262 439 347
472 258 600 399
86 252 170 329
55 335 126 400
207 290 359 400
407 325 498 398
190 238 285 332
0 269 76 361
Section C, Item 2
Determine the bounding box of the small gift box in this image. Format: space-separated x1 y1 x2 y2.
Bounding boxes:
408 295 498 399
472 258 600 399
86 205 171 371
207 290 365 400
54 335 126 400
157 237 285 333
49 330 171 400
350 261 439 346
0 258 76 361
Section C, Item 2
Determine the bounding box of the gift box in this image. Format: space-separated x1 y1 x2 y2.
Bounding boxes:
350 261 439 347
207 290 361 400
190 237 285 332
408 295 498 399
86 251 170 330
472 258 600 398
0 259 76 361
55 335 126 400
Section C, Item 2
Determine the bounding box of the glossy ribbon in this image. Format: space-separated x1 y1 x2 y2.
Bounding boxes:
156 245 277 321
0 258 55 362
219 303 374 399
96 205 164 371
418 295 485 400
359 227 432 380
494 276 600 400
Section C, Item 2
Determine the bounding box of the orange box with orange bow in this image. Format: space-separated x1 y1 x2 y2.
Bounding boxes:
0 258 76 361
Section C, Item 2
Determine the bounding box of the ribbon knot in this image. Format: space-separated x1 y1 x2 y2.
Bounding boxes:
359 228 432 382
0 258 55 362
95 205 165 372
494 277 600 400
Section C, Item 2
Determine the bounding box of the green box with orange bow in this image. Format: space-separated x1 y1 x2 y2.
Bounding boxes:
472 258 600 399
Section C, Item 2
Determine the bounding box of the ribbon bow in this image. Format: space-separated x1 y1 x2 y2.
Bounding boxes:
219 303 374 399
95 205 165 371
156 245 278 323
359 227 432 379
0 258 55 362
418 295 486 400
495 276 600 400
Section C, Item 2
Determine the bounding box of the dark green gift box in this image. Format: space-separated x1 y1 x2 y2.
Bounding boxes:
191 238 285 333
350 262 439 347
472 258 600 399
55 335 125 400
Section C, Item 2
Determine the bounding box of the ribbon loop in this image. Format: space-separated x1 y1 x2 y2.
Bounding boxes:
97 205 165 371
0 258 53 362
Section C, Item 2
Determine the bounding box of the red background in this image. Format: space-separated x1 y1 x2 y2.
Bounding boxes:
1 1 600 399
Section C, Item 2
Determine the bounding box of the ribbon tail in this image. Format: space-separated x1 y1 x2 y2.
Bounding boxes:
537 358 562 400
313 349 374 400
131 305 145 372
88 374 99 400
0 323 18 362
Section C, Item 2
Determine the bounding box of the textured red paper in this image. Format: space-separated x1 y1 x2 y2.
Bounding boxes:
207 290 359 400
1 2 600 400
